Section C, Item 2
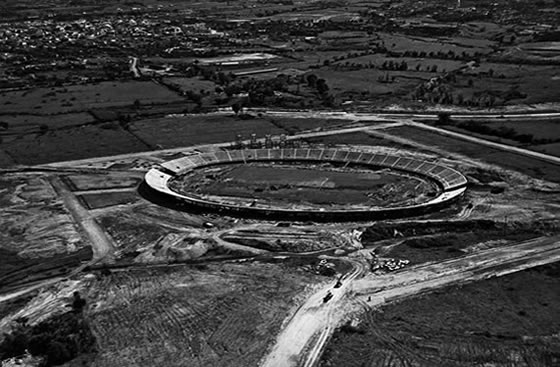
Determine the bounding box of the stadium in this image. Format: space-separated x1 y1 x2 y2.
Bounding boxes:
144 148 468 221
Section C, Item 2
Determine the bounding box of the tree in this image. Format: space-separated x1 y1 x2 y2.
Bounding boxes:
46 341 71 366
437 112 452 125
72 292 86 313
133 99 141 109
306 74 318 87
232 102 242 115
316 79 329 94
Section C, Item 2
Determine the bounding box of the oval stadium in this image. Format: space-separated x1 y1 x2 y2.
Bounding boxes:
144 148 468 221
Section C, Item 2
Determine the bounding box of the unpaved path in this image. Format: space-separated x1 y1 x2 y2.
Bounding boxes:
354 236 560 301
50 176 115 261
261 259 366 367
262 235 560 367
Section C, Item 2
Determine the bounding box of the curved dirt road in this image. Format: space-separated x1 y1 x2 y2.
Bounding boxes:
261 259 366 367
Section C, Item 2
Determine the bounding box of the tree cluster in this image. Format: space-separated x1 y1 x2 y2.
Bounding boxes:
0 293 95 367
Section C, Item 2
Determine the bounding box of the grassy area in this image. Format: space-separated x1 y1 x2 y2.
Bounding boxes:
130 114 287 149
486 120 560 141
386 125 560 183
383 230 539 264
65 173 142 191
171 162 436 207
0 81 185 115
264 117 350 134
0 247 92 292
1 123 149 166
79 192 139 210
320 261 560 367
0 112 96 133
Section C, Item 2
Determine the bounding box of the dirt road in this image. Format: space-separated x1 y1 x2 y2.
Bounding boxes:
262 235 560 367
354 235 560 302
50 176 115 261
260 259 366 367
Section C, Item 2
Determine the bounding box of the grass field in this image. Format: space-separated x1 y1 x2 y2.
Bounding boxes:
85 263 325 367
1 123 149 166
382 230 539 265
386 126 560 183
130 115 288 148
171 162 437 208
311 69 428 99
162 77 219 94
79 192 139 210
304 131 398 147
0 81 185 115
0 112 96 135
320 261 560 367
379 32 495 55
263 117 350 134
485 120 560 141
532 142 560 157
65 173 142 191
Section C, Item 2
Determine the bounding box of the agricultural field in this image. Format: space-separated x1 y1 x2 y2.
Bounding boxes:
484 120 560 141
532 142 560 157
130 114 288 149
85 263 326 367
386 126 560 183
304 132 399 147
0 81 185 115
1 123 150 166
435 119 560 157
309 69 429 101
162 77 218 94
260 117 351 135
378 33 495 56
0 112 96 136
320 261 560 367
